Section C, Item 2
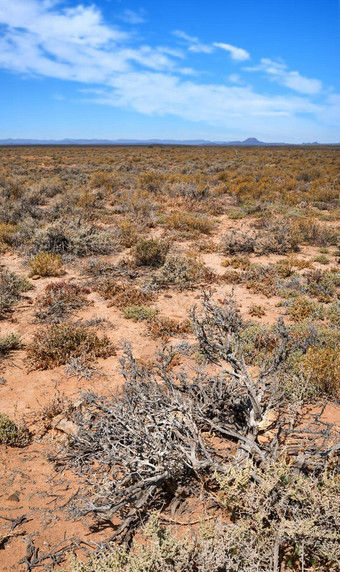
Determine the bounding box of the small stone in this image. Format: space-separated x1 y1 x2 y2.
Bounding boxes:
164 294 172 298
31 275 41 280
51 414 78 435
8 491 20 502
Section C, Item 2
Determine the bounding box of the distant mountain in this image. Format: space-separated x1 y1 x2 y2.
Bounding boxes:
0 137 338 146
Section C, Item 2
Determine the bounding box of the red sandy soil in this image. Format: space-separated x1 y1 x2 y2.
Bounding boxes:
0 227 339 570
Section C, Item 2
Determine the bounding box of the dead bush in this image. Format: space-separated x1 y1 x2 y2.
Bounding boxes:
55 294 338 563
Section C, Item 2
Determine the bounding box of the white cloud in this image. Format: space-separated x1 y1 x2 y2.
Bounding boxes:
0 0 187 82
0 0 338 141
172 30 213 53
214 42 250 61
245 58 322 95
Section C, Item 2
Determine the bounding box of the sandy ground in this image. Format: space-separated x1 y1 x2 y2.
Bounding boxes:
0 220 339 570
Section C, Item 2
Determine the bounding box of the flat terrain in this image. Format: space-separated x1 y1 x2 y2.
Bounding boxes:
0 146 339 571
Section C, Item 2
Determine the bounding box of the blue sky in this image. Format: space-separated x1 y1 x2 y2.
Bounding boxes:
0 0 339 142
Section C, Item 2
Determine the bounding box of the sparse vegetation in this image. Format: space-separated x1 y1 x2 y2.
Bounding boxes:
29 251 63 277
133 238 169 267
27 323 115 369
0 333 21 356
0 269 32 316
35 281 91 322
0 145 339 571
0 413 30 447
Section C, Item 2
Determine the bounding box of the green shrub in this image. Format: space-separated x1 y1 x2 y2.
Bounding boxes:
66 460 340 572
313 254 330 265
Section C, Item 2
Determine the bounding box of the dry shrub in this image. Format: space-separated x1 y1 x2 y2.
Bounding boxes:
123 189 157 220
147 316 191 341
248 303 265 318
158 254 214 288
300 346 340 398
29 251 64 277
96 279 154 308
293 217 338 246
139 172 165 193
0 269 32 316
133 238 169 268
287 297 325 322
76 190 99 208
0 413 30 447
90 171 121 192
0 333 21 356
166 211 213 235
35 281 91 322
0 222 19 251
123 305 158 322
31 221 120 257
27 323 115 369
222 256 253 270
37 393 74 433
116 218 139 247
221 222 299 256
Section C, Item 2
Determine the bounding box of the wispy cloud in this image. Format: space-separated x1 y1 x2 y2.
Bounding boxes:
245 58 322 95
172 30 214 54
214 42 250 61
119 9 146 25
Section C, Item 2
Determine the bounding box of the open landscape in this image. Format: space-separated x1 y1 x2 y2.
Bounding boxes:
0 144 339 570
